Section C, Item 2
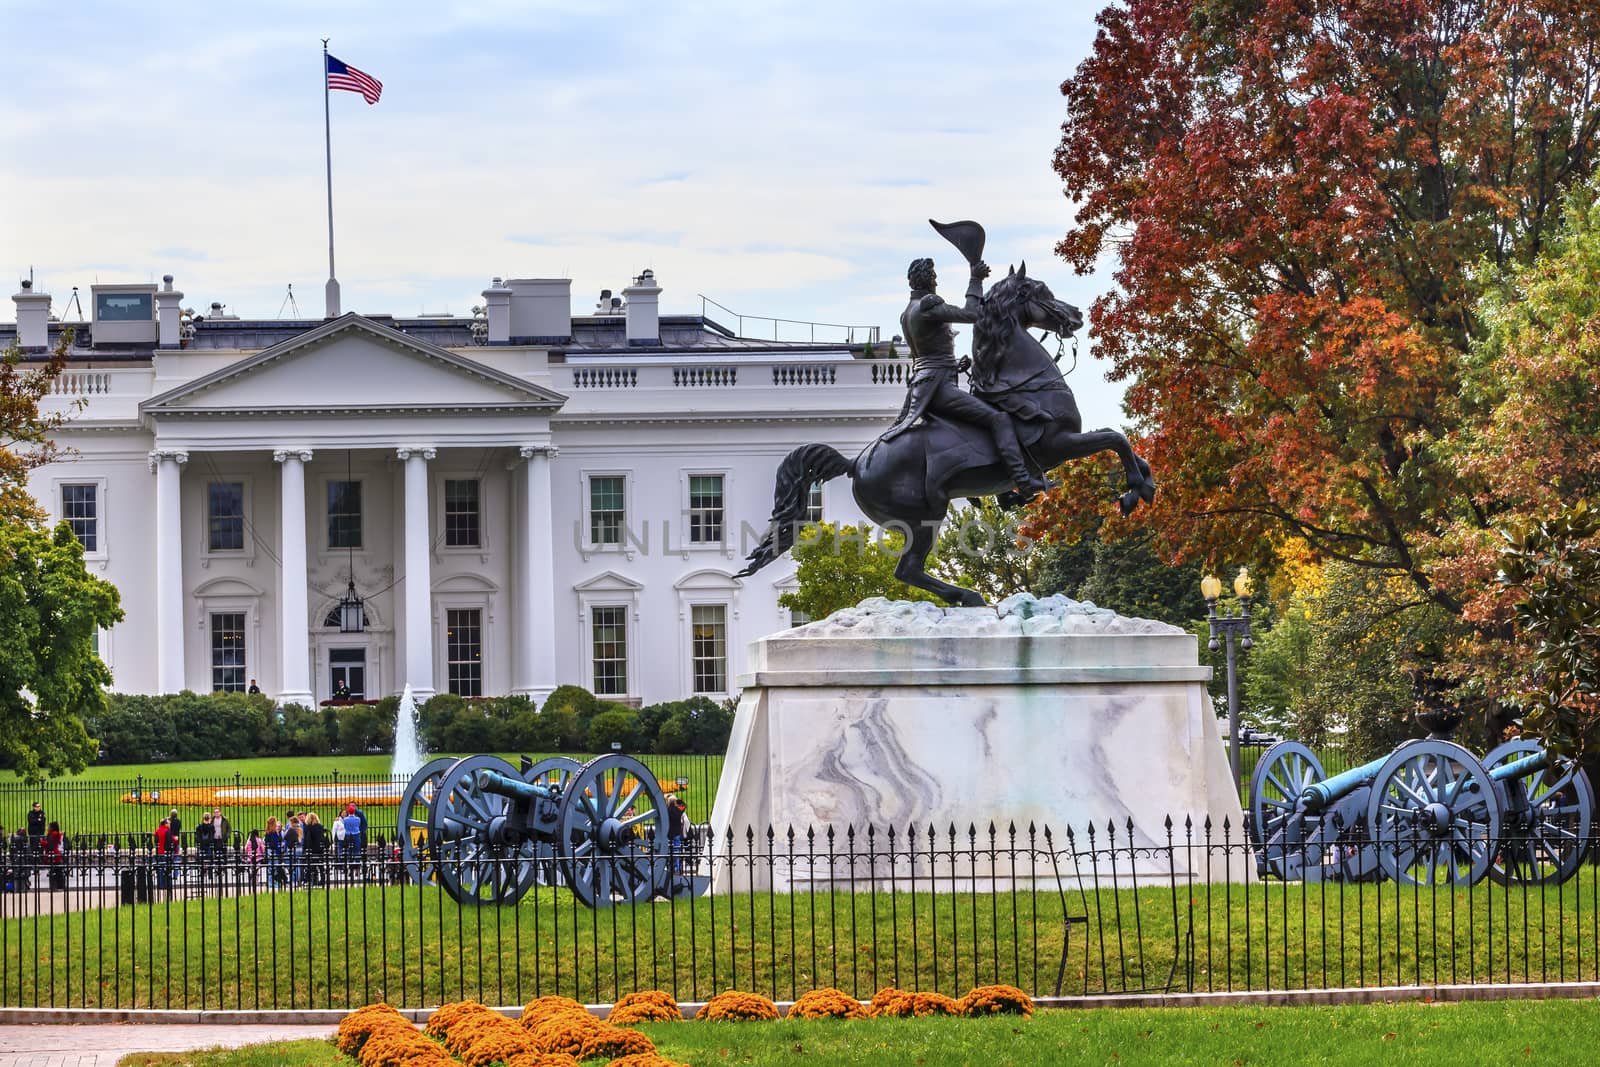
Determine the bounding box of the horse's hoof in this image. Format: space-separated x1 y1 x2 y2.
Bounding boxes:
1118 489 1140 516
959 591 987 608
1140 478 1157 504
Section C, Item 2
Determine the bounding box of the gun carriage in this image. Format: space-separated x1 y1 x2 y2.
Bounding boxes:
1249 738 1593 886
398 752 673 908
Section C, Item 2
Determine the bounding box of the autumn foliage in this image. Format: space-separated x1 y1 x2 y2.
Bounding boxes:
1044 0 1600 628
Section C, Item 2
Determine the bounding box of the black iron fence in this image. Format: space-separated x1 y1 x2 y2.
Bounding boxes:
3 816 1600 1010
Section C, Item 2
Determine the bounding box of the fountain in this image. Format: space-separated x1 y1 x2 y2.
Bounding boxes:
391 683 426 780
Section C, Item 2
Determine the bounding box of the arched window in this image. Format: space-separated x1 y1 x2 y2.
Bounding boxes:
324 604 369 628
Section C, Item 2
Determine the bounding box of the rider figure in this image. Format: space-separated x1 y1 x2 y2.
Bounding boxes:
883 257 1053 499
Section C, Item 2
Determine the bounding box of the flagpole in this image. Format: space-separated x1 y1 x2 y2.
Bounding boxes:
323 38 340 318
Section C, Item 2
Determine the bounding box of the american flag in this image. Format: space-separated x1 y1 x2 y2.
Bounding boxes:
326 54 382 105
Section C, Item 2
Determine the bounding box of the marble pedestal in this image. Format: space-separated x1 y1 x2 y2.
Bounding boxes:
708 595 1247 890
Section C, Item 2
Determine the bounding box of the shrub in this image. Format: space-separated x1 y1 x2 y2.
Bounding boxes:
505 1053 581 1067
698 990 780 1021
578 1027 657 1060
520 995 587 1030
587 708 640 752
602 1056 692 1067
787 987 867 1020
336 1003 408 1057
462 1030 538 1067
608 990 682 1024
960 984 1033 1018
867 989 959 1018
445 1012 523 1056
423 1000 494 1038
529 1012 603 1056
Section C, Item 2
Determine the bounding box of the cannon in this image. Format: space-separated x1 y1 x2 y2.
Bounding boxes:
398 752 673 908
1249 737 1592 887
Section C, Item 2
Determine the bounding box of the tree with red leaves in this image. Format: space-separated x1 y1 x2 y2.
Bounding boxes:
1041 0 1600 630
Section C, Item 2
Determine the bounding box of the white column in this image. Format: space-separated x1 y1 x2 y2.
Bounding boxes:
149 449 188 692
399 446 436 700
274 448 314 707
515 444 559 703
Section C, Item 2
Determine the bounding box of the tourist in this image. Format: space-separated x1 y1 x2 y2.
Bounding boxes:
303 812 327 885
197 812 217 883
43 821 66 890
285 817 304 885
243 828 264 887
667 796 688 888
26 802 45 852
263 817 285 888
247 679 261 694
212 807 231 852
341 804 362 873
7 826 27 891
331 808 348 878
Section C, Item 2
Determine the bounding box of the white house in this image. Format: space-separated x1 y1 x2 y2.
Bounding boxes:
8 270 909 707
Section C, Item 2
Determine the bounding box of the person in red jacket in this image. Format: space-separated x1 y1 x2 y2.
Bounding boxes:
43 822 65 890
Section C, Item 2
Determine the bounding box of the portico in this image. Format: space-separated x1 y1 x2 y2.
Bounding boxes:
139 315 565 702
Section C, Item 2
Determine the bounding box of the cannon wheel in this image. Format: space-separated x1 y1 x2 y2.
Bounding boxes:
557 754 671 908
1367 740 1501 886
1249 741 1325 851
524 756 582 887
1485 739 1595 886
429 754 541 906
399 756 457 885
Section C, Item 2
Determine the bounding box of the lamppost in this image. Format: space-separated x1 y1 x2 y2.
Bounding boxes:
1202 567 1254 789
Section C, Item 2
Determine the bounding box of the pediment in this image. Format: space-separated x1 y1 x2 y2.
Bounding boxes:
674 567 741 591
143 314 565 416
574 570 644 593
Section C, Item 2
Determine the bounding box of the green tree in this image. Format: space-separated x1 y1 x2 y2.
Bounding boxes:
586 708 640 752
1 335 75 524
781 522 941 620
931 500 1046 603
0 521 123 780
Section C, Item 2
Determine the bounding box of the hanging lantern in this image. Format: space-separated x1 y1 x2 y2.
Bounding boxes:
338 579 365 634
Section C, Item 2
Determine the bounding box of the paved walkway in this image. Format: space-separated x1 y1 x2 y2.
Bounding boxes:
0 1024 337 1067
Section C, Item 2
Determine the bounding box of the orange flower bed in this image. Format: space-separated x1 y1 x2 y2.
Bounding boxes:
119 784 401 808
423 999 494 1039
529 1011 603 1056
336 1003 409 1057
461 1029 539 1067
698 990 780 1021
578 1026 657 1060
608 990 682 1024
603 1055 693 1067
358 1024 452 1067
867 988 960 1018
788 987 867 1020
960 984 1034 1018
505 1053 581 1067
445 1012 525 1056
520 995 588 1029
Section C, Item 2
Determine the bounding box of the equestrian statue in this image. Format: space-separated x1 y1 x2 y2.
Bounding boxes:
737 219 1156 607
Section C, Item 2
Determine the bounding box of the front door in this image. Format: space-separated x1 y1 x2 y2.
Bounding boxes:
329 647 366 700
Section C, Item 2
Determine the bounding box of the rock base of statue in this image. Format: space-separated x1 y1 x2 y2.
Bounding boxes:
708 594 1248 890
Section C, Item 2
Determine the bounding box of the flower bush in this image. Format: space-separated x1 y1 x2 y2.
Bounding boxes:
602 1055 693 1067
867 988 960 1018
358 1025 453 1067
960 984 1034 1018
336 1003 409 1057
788 987 867 1020
444 1013 525 1056
520 995 588 1030
698 990 780 1021
505 1053 581 1067
608 990 683 1024
578 1026 658 1060
529 1011 604 1056
423 999 494 1039
461 1029 539 1067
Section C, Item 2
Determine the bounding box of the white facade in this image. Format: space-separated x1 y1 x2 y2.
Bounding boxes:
11 273 908 707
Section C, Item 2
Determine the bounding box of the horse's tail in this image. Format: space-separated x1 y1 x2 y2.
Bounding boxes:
735 443 854 578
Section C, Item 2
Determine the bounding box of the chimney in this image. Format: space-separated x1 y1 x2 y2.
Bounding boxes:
156 274 185 348
12 279 51 350
505 278 571 344
622 269 661 346
481 278 512 344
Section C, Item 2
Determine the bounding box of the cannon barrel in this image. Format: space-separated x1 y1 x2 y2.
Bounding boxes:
476 768 560 803
1489 750 1548 782
1299 754 1389 814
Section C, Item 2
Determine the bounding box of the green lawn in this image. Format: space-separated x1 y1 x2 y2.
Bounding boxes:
10 867 1600 1010
0 752 724 841
114 1000 1600 1067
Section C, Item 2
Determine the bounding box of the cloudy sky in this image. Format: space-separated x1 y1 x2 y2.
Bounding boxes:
5 1 1127 418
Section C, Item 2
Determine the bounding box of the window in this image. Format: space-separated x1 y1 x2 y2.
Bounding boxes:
445 608 482 697
323 603 369 628
62 484 98 551
444 479 480 547
789 609 813 627
207 482 244 551
589 476 625 546
210 612 246 693
691 604 727 694
688 475 724 544
591 605 628 696
327 480 362 549
95 292 153 321
804 481 824 524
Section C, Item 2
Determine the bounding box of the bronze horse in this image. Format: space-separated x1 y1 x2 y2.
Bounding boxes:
737 264 1156 607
